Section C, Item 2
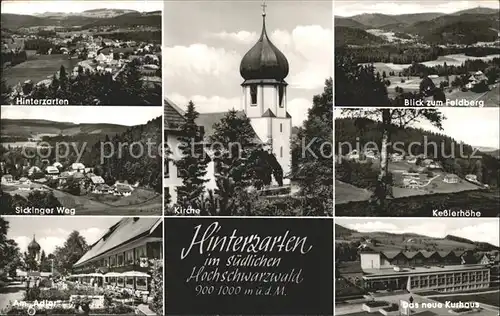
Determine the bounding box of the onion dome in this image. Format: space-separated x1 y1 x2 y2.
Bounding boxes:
28 234 41 252
239 5 289 81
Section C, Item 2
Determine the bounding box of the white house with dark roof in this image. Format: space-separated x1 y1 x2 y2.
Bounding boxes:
72 217 162 296
164 4 292 206
71 163 86 172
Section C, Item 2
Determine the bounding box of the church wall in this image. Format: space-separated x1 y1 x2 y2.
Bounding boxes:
249 118 270 145
262 85 277 114
165 133 183 206
243 86 262 118
271 118 292 184
276 85 287 118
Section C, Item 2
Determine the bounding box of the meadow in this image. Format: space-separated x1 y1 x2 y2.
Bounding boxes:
3 54 81 87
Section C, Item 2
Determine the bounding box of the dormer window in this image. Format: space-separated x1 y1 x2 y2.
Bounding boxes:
250 85 257 106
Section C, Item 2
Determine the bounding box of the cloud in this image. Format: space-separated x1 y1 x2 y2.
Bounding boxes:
13 227 106 255
164 44 241 80
334 0 499 16
208 31 258 45
169 93 241 113
166 25 332 92
449 222 500 247
346 221 401 233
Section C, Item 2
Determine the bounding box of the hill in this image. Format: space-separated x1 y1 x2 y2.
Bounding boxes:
336 224 498 252
1 10 160 30
335 26 386 46
0 14 57 29
445 235 499 250
346 12 444 29
451 7 500 16
482 149 500 159
335 223 356 237
82 12 161 28
334 17 368 29
80 8 139 18
0 119 128 140
349 13 402 28
406 14 500 44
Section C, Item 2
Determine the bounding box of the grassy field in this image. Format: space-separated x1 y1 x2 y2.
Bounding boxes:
2 185 162 215
335 180 373 204
432 291 500 308
369 54 500 107
3 54 81 87
336 160 483 204
336 188 500 216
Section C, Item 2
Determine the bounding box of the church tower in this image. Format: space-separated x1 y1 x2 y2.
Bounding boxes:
28 234 41 263
239 2 292 185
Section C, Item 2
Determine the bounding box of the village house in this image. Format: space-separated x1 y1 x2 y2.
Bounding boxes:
93 184 114 194
45 166 60 179
466 70 488 90
479 253 499 265
19 183 32 191
113 182 134 197
19 177 31 184
465 174 478 182
28 166 42 176
365 149 377 159
391 153 404 162
90 176 105 187
71 163 86 173
346 150 360 160
407 156 417 164
443 174 460 184
58 171 71 186
1 174 13 184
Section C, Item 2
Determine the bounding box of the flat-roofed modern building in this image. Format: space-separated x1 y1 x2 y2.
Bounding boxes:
360 250 490 293
72 217 162 295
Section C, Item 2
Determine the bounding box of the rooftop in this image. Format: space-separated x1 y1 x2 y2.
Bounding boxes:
363 264 489 278
73 217 161 267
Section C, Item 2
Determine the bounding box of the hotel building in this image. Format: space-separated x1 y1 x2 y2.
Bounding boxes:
360 250 491 293
72 217 162 296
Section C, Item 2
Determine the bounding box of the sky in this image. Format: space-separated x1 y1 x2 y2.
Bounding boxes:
416 108 500 149
4 216 123 254
334 0 499 17
336 218 500 247
1 0 163 14
1 106 163 126
164 1 333 126
335 108 500 149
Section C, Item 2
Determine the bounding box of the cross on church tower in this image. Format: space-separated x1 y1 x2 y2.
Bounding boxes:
261 1 267 16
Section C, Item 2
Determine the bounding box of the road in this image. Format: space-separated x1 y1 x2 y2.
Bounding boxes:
0 282 25 310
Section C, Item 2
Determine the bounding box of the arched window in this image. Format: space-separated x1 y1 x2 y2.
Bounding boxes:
278 85 285 107
250 85 257 106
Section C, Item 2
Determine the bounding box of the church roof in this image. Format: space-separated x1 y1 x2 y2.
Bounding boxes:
164 98 186 131
239 7 289 81
28 235 41 252
73 217 161 267
262 109 276 117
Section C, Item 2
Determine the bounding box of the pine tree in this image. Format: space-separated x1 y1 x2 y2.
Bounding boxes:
175 101 208 206
1 77 12 104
